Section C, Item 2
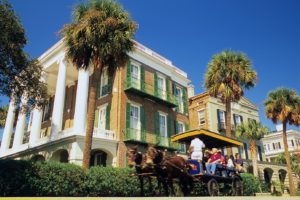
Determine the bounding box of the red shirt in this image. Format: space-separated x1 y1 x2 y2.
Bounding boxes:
209 153 222 163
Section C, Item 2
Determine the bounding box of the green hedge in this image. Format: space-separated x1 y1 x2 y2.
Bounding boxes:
240 173 261 196
0 160 264 197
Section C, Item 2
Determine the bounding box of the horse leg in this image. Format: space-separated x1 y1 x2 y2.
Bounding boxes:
168 179 175 196
162 178 169 196
139 176 144 196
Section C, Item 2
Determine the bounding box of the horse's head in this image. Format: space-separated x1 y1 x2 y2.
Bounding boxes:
127 147 143 168
146 146 164 165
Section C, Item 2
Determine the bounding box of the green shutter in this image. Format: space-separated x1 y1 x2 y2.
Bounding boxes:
126 60 131 88
154 73 158 97
126 103 131 131
182 87 188 115
166 79 170 101
155 112 159 135
140 65 145 92
106 103 111 130
185 123 189 132
107 76 112 94
140 106 146 142
167 116 171 137
174 120 178 134
94 108 99 128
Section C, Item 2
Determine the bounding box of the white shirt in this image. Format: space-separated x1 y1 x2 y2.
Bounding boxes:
190 138 205 152
227 158 234 168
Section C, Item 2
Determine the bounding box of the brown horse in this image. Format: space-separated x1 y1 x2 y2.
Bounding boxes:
127 147 155 196
147 147 194 196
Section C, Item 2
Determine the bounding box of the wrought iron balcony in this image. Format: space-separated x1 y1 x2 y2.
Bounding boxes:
124 77 177 108
124 128 180 150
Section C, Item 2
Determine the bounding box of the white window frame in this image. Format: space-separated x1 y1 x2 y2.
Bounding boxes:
130 61 141 89
96 103 108 130
198 109 206 128
130 103 141 140
99 67 109 98
157 74 166 100
177 121 185 133
158 112 167 138
175 86 184 113
42 100 50 122
234 114 242 125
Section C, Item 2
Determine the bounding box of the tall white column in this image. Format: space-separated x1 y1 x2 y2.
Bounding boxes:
29 106 43 146
13 94 28 149
50 58 67 139
0 98 16 153
73 69 90 134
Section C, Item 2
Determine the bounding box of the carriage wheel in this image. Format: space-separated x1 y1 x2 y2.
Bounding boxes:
232 176 243 196
208 178 219 196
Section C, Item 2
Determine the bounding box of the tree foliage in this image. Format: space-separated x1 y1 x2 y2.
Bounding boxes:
0 0 47 106
0 104 8 128
235 121 269 141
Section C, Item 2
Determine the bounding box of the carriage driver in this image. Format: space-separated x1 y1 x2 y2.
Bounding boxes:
189 136 206 160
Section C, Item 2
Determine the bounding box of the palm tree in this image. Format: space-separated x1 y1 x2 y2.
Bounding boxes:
235 121 268 177
264 88 300 196
61 0 137 169
205 50 257 154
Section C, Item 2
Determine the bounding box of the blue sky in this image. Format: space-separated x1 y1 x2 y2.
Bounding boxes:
2 0 300 133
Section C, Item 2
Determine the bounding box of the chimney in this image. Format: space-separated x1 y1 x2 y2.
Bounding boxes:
276 124 283 132
187 84 195 98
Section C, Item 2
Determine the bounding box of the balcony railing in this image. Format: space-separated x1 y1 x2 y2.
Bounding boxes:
125 77 177 108
124 128 180 150
94 128 116 140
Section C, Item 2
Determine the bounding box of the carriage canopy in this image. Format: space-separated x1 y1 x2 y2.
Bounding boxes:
171 129 243 148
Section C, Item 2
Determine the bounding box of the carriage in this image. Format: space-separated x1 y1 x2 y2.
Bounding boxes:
171 128 244 196
128 128 244 197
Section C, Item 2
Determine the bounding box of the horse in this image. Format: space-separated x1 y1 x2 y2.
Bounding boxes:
127 147 155 196
146 146 194 196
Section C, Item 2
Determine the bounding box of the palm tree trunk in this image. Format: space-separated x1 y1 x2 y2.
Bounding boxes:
282 122 296 196
225 100 232 155
250 139 259 177
82 66 102 169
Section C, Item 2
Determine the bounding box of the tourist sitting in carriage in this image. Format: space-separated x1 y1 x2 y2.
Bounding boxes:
224 155 236 176
205 148 224 175
202 150 211 174
235 153 244 173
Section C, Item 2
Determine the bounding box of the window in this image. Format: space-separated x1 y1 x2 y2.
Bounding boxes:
97 105 107 130
234 114 243 126
291 140 295 147
264 145 267 152
130 104 141 140
267 144 270 151
243 143 249 160
278 142 281 149
42 99 51 122
273 143 276 150
131 62 140 89
157 75 166 99
177 121 185 133
175 86 184 113
217 109 226 129
159 113 167 137
257 145 263 161
100 67 109 97
198 110 205 128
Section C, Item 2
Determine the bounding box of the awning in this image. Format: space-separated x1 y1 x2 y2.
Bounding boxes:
171 129 243 148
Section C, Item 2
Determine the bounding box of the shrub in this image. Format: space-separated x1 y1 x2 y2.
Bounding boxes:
190 182 207 196
240 173 260 196
31 161 86 196
85 167 142 197
0 159 35 196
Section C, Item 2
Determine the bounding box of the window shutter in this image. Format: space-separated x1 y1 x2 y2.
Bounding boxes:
217 109 221 128
185 123 189 132
126 60 131 88
166 78 170 101
107 75 112 94
155 112 159 135
154 73 158 97
126 103 131 131
140 65 145 91
174 120 178 134
182 88 188 115
94 108 99 128
167 116 171 137
233 114 237 126
240 115 244 123
105 103 111 130
140 106 145 133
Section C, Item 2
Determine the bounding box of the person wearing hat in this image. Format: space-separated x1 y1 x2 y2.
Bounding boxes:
206 148 223 175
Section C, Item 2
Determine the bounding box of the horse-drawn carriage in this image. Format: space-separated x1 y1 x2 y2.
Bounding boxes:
128 129 244 196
